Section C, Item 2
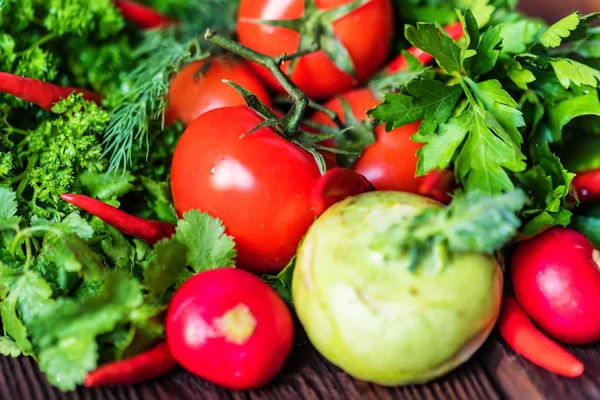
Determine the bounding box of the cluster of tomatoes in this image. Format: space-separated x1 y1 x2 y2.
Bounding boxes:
167 0 460 275
163 0 461 390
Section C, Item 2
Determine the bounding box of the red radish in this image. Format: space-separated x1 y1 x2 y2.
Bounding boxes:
572 168 600 204
511 227 600 345
166 268 294 390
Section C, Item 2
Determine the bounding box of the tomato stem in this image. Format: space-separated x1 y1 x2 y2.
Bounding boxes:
204 29 308 137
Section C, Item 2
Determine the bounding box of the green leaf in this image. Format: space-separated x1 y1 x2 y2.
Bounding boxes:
415 109 470 174
539 12 581 48
501 18 547 54
405 22 463 73
549 59 600 89
516 143 575 235
571 208 600 248
506 61 536 90
262 257 295 309
79 171 135 204
30 272 144 390
0 268 54 355
144 238 189 298
471 79 525 146
0 187 18 220
0 336 21 357
454 107 526 194
140 177 177 224
378 190 526 270
470 24 503 77
548 92 600 142
371 80 462 134
174 210 236 272
38 337 98 391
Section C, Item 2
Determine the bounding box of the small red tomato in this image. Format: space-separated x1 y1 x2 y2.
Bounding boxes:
165 57 272 126
311 89 454 202
166 268 294 390
171 106 371 272
512 227 600 345
237 0 394 99
572 168 600 204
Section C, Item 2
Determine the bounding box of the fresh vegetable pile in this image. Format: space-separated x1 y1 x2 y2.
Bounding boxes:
0 0 599 392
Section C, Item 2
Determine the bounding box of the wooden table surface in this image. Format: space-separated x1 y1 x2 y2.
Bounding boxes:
2 330 599 400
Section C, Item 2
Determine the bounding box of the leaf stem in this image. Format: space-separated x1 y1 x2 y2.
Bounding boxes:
204 29 308 136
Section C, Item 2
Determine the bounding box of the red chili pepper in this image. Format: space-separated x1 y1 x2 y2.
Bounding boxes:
60 194 175 244
84 342 177 387
0 73 102 111
113 0 172 29
498 296 584 378
384 22 464 75
572 168 600 204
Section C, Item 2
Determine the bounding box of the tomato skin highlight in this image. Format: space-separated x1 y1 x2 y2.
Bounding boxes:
171 106 323 272
166 268 294 390
511 227 600 345
237 0 394 99
165 57 272 126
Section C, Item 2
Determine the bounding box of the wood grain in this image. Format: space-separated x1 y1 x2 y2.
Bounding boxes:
3 334 600 399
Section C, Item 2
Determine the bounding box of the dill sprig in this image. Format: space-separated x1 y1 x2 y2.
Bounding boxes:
102 0 240 174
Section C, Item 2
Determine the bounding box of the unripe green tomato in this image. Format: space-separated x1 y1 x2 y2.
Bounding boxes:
293 191 503 386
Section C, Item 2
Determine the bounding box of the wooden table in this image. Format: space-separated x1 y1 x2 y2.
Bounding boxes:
1 331 599 400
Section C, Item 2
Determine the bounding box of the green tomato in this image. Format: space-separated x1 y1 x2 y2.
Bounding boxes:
293 191 503 386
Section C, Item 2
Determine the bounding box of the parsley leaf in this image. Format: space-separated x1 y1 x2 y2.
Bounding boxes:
377 190 526 271
516 143 575 235
404 23 463 73
539 12 582 48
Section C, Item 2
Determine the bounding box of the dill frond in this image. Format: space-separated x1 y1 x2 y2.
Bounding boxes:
103 0 240 174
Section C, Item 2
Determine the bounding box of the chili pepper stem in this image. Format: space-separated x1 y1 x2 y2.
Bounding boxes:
204 29 308 137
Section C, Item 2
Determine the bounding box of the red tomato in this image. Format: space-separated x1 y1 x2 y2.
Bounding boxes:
237 0 394 99
166 268 294 390
165 57 272 126
171 106 371 272
572 168 600 204
311 88 454 201
512 227 600 345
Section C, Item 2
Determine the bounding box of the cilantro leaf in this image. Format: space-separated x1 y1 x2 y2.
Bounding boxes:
144 238 189 298
539 12 581 48
174 210 236 272
29 272 144 390
501 18 547 54
0 335 21 357
405 22 463 73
